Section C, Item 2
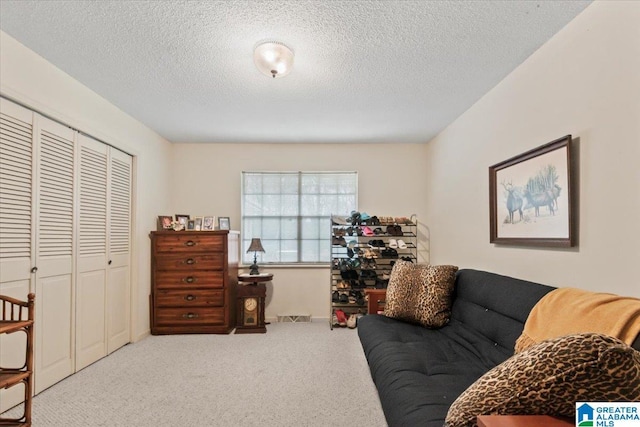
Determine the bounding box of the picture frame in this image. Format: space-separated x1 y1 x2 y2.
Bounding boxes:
194 216 203 231
157 215 173 230
175 214 189 226
186 219 196 231
218 217 230 230
202 216 215 231
489 135 575 247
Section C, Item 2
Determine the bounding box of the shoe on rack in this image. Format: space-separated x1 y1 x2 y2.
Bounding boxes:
332 291 340 302
360 212 371 221
335 309 348 327
388 239 398 248
332 236 347 246
362 226 375 236
332 314 340 327
381 248 398 259
347 314 357 329
332 215 349 225
339 293 349 303
397 239 407 249
350 211 361 225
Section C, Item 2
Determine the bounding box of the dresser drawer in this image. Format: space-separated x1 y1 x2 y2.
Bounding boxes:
154 307 225 326
154 270 224 289
155 234 224 253
155 289 224 307
155 253 224 271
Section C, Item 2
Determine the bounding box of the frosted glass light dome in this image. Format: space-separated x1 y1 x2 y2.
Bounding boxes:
253 41 294 78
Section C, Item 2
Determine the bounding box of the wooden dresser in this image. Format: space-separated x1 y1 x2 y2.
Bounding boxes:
150 230 239 334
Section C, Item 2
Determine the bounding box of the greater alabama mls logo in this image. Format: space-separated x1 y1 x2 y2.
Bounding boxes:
577 402 640 427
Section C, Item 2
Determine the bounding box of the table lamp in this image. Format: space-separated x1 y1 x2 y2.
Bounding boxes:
247 238 266 275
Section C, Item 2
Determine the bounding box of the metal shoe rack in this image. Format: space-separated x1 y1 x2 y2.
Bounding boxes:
329 214 417 329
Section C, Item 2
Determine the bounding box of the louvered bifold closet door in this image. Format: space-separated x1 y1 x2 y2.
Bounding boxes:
107 148 131 353
34 116 75 392
76 134 108 370
0 98 36 413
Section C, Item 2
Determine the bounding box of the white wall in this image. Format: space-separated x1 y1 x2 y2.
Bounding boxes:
0 31 173 339
170 143 429 319
424 2 640 297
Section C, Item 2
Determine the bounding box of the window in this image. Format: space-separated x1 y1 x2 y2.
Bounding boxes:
242 172 357 264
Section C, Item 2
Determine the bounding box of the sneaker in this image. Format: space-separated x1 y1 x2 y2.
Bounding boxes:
332 314 340 327
335 309 348 327
347 314 357 329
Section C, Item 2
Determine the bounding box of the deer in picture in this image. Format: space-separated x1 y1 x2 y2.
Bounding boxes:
502 181 523 224
524 188 555 217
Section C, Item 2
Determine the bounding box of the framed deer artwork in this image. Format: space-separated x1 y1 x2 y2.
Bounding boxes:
489 135 575 247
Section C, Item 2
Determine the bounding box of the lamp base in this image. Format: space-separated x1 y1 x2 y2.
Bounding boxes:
249 262 260 275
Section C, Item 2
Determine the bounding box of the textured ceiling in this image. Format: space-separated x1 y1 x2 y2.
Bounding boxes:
0 0 591 144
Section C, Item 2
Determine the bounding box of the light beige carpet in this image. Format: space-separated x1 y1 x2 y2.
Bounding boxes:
4 322 386 426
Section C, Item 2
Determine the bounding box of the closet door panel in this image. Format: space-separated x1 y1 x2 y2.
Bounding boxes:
35 274 73 390
107 149 131 353
0 99 34 412
76 135 107 371
0 98 34 286
76 269 106 369
34 115 75 392
107 261 129 352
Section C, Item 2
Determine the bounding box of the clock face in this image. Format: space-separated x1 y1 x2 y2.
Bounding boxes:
244 297 258 312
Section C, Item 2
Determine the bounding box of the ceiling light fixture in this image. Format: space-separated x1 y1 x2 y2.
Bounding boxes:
253 41 294 78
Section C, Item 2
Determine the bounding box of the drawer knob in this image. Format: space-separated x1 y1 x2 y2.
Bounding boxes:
185 258 195 265
185 294 196 301
185 240 196 247
183 312 198 319
183 276 196 284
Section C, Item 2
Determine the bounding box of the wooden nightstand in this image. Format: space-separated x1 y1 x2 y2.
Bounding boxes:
364 289 387 314
477 415 573 427
235 273 272 334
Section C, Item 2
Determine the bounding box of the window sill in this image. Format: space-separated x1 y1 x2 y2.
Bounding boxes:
239 263 329 270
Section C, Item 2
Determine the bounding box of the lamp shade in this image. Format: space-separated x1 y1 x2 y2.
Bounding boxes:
253 41 294 78
247 238 265 253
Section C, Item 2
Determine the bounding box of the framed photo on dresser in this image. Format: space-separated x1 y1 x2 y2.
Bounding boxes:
203 216 215 231
175 214 189 229
157 215 173 230
218 217 230 230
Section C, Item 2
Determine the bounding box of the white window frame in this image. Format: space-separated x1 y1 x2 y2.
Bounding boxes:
241 171 358 265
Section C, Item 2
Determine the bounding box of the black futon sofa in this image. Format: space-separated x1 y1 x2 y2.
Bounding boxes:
357 268 640 427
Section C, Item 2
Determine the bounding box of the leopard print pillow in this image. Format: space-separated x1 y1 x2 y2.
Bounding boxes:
384 261 458 328
445 333 640 427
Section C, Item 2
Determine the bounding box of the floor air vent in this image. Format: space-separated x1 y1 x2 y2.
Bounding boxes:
277 314 311 323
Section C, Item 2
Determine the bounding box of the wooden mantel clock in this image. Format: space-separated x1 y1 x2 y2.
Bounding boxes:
235 273 272 334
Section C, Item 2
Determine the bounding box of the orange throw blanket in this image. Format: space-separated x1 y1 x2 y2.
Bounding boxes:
515 287 640 353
